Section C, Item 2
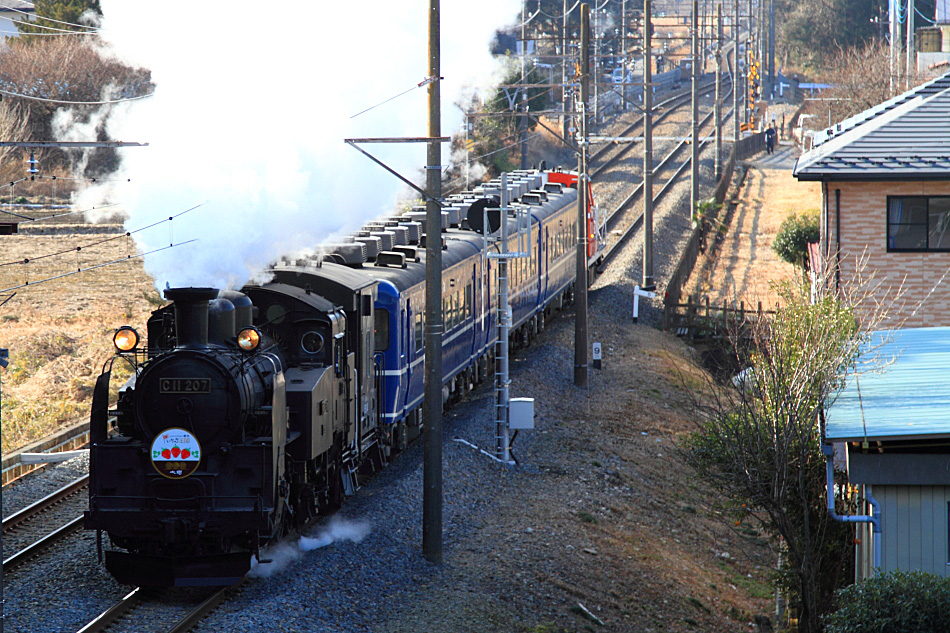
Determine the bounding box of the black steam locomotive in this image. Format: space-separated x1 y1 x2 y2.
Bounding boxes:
84 168 603 586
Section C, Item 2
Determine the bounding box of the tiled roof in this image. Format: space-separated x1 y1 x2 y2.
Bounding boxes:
793 72 950 180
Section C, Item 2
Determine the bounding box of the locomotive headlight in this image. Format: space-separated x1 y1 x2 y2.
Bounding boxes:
113 326 139 352
237 327 262 352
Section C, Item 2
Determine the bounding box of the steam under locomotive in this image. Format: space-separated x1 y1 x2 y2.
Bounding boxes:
84 168 603 586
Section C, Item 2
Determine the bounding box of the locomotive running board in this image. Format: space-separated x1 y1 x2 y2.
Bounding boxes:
105 551 250 587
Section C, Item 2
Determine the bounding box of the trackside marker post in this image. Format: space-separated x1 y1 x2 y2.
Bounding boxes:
632 285 656 323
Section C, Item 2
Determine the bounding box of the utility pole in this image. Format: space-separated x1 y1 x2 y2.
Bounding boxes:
889 0 897 92
574 3 590 388
767 0 774 95
906 0 915 88
642 0 655 290
746 0 753 127
691 0 699 222
734 0 740 147
495 174 512 461
715 3 723 180
562 0 569 137
520 0 529 168
563 0 571 140
592 9 600 121
0 347 8 633
423 0 443 565
622 0 628 111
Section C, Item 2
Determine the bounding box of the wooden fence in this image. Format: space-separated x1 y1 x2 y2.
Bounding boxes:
666 296 778 342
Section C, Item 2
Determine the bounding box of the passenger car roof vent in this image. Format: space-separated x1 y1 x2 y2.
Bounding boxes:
375 251 407 268
355 235 381 260
393 245 417 261
398 221 422 244
322 243 367 267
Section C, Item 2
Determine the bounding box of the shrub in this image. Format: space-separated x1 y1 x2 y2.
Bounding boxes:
824 571 950 633
772 210 819 270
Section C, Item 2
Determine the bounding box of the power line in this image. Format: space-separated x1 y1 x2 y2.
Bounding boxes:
0 88 154 105
5 1 101 32
1 203 121 224
4 9 97 34
0 240 198 294
0 202 203 268
0 29 96 37
350 76 438 119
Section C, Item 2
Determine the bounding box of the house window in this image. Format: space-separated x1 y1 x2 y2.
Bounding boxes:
888 196 950 251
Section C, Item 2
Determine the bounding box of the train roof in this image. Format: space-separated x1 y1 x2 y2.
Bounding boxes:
267 168 580 294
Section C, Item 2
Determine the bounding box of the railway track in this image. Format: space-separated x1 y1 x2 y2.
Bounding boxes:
75 585 235 633
3 475 88 572
589 76 728 180
596 83 737 270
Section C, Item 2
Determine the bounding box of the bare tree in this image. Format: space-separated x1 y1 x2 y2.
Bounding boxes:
810 40 920 126
0 100 30 165
683 267 896 633
0 36 151 174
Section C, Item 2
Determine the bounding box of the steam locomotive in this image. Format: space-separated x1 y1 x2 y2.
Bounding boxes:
84 168 604 586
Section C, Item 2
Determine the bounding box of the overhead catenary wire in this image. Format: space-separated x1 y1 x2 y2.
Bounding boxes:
536 0 582 20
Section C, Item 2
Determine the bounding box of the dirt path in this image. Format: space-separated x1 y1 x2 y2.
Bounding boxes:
690 141 822 310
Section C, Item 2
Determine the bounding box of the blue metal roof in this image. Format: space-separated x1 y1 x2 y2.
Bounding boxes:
826 327 950 441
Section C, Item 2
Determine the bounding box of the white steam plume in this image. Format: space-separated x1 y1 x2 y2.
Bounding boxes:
73 0 519 290
248 517 372 579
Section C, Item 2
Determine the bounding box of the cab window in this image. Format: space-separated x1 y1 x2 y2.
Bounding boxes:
374 308 390 351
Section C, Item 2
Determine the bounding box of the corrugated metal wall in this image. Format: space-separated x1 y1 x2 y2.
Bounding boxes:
874 486 950 577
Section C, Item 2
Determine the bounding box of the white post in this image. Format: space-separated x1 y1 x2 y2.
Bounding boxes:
495 174 512 463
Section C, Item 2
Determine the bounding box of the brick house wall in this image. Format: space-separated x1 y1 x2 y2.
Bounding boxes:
822 180 950 328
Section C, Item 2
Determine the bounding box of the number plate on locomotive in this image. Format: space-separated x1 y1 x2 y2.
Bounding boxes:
159 378 211 393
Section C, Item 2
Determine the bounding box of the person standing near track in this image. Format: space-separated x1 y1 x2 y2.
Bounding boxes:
765 122 776 155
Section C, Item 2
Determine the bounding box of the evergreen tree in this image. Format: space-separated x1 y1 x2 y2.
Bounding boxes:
16 0 102 39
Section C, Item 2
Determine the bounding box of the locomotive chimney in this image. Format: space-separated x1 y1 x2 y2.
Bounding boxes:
163 287 219 349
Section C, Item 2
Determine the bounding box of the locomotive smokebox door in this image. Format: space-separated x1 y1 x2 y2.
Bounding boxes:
150 428 202 479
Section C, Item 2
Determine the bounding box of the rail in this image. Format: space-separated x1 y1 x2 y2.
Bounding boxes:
3 476 89 572
74 584 233 633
